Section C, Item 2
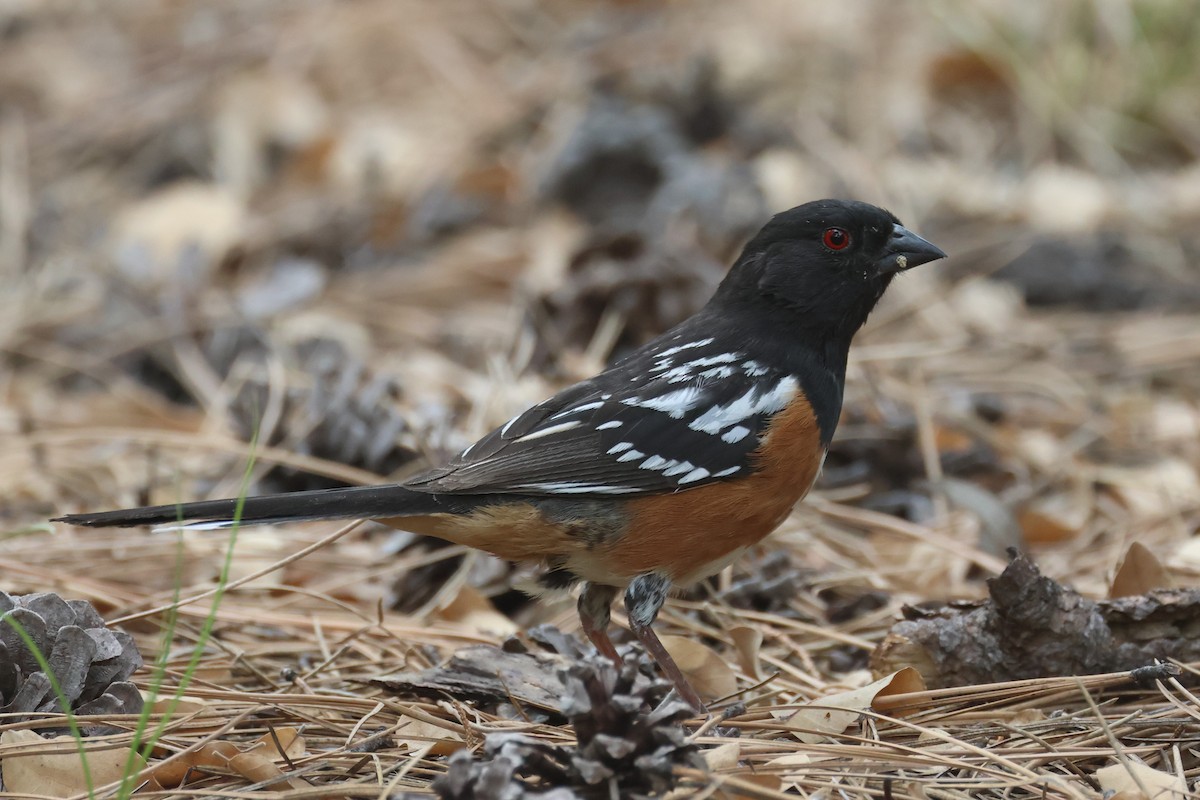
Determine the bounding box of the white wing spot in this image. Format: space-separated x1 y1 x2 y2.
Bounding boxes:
607 442 634 454
678 467 711 484
689 376 799 435
685 353 738 368
742 360 768 377
617 448 645 463
596 420 623 430
661 365 694 383
514 420 582 443
663 460 694 477
621 386 704 419
640 455 668 470
656 338 714 359
713 466 741 477
550 400 604 420
700 366 735 380
721 425 751 443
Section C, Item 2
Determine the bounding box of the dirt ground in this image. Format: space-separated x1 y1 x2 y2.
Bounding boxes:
1 1 1199 797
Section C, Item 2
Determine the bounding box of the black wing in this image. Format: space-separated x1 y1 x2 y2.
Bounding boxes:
404 333 800 497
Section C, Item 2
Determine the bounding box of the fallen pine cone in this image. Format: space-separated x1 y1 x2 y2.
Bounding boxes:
0 591 143 727
425 654 703 799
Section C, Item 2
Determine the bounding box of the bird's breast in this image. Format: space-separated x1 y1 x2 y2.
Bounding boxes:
594 392 826 585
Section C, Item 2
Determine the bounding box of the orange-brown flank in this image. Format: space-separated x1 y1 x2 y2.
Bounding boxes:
378 503 592 564
600 393 824 583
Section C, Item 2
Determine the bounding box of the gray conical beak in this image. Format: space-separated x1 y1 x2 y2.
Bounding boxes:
876 223 946 274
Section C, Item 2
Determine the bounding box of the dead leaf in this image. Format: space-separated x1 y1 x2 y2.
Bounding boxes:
782 668 926 743
1096 759 1187 799
1 729 145 794
148 729 307 791
764 752 812 793
251 726 305 761
1019 481 1093 544
149 741 240 788
1096 458 1200 518
1110 542 1173 598
659 635 738 701
226 746 307 790
435 585 518 637
397 717 465 757
728 626 763 679
870 666 928 715
150 694 211 715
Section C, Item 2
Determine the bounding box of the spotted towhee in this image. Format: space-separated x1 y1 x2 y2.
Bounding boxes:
55 199 945 711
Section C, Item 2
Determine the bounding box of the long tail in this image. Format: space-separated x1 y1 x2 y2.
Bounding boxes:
52 484 481 530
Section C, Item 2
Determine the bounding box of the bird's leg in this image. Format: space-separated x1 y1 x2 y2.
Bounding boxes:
577 582 621 663
625 573 706 713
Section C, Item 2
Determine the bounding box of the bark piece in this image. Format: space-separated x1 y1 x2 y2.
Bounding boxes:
872 553 1200 687
372 645 573 712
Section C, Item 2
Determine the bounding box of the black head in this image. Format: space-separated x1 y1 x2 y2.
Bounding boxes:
713 199 946 343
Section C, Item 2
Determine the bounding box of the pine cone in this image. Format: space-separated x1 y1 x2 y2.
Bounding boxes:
229 337 423 492
0 592 143 726
431 655 702 799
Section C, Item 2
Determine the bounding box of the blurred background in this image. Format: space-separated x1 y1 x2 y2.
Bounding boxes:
2 0 1200 628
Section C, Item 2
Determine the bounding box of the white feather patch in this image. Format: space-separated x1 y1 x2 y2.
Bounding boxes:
689 376 798 435
621 386 705 419
514 420 583 442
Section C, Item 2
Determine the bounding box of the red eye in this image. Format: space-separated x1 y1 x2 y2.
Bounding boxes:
822 227 851 250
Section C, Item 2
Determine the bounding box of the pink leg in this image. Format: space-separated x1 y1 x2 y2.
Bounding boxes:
577 583 621 663
626 574 706 713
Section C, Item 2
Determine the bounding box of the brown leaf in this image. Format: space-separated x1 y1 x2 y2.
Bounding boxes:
151 694 211 715
658 635 738 702
251 726 306 761
435 585 518 637
150 730 307 791
397 716 465 757
226 748 307 790
728 626 763 680
150 741 240 788
1110 542 1173 598
870 666 928 716
1018 482 1092 545
782 668 927 743
1 729 145 794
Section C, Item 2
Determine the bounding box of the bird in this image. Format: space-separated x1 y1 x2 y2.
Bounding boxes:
54 199 945 712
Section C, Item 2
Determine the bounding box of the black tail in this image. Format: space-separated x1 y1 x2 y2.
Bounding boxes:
52 484 480 529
